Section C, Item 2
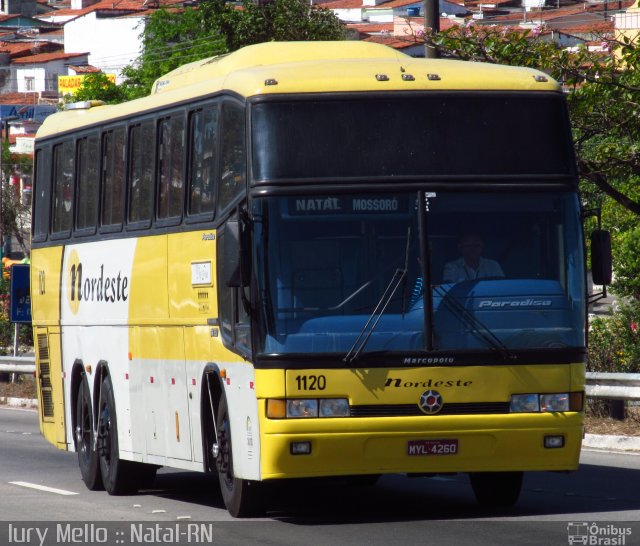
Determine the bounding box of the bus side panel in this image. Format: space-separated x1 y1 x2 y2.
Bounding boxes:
60 240 138 455
33 327 66 450
220 362 261 481
31 246 66 449
167 230 217 321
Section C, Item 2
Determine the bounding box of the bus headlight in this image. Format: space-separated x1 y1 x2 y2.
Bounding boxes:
319 398 349 417
286 399 318 418
540 393 569 412
267 398 350 418
510 392 577 413
509 394 540 413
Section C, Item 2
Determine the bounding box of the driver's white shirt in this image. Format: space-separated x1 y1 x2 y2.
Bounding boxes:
442 257 504 283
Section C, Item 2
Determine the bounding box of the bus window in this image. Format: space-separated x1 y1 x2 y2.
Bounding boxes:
158 115 185 221
76 136 99 233
52 140 74 236
128 121 154 226
101 128 125 228
32 148 49 242
218 102 245 213
188 107 218 217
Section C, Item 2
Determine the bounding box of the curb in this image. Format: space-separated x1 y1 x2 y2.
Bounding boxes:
0 397 38 409
583 433 640 452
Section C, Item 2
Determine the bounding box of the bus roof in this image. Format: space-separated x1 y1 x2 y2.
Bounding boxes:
36 41 560 140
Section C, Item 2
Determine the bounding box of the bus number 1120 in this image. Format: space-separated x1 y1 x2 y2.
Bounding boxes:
295 375 326 391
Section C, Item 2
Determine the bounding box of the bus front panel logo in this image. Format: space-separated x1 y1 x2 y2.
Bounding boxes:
419 390 443 415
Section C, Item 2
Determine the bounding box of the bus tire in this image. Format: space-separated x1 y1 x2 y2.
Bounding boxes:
216 395 263 517
97 374 137 495
469 471 523 507
75 379 103 490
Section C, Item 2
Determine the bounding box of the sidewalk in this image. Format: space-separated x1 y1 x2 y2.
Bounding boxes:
0 396 37 409
583 433 640 452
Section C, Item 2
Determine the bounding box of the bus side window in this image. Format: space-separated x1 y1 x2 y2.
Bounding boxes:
218 102 245 213
32 148 50 242
75 135 99 234
157 115 185 222
128 121 154 227
101 128 126 229
52 140 74 236
188 106 218 218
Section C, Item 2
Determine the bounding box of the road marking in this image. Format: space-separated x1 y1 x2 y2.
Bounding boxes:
9 481 78 496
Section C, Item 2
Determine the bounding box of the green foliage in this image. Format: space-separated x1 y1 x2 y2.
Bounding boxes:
121 7 228 99
68 73 130 104
589 301 640 373
0 140 31 255
121 0 346 98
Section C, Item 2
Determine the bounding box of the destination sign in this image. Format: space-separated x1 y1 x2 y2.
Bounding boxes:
288 196 409 216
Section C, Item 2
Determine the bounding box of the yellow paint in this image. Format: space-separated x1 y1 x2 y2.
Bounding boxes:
258 403 583 479
284 364 574 404
259 363 584 479
36 42 560 141
167 231 217 320
128 235 169 325
58 74 116 95
30 246 63 326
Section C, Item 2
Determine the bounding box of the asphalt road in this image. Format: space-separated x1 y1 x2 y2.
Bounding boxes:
1 406 640 546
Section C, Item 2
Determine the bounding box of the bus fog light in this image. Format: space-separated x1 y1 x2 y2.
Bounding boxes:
540 393 569 412
286 399 318 418
319 399 349 417
290 441 312 455
544 435 565 448
510 394 540 413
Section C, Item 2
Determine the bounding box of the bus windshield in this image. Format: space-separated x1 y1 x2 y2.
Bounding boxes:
252 192 585 357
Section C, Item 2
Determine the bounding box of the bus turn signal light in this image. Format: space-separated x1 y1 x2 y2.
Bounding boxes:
266 399 286 419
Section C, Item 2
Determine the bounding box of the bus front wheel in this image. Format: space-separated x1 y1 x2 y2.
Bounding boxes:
75 379 103 490
469 471 523 507
216 395 263 517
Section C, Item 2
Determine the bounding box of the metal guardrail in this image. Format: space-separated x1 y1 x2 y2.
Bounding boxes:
0 356 35 375
0 360 639 402
585 372 640 402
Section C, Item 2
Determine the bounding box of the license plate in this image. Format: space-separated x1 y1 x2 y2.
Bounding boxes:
407 439 458 456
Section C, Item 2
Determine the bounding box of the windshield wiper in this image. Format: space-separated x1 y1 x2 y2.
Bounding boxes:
343 267 407 363
343 228 412 364
433 285 515 360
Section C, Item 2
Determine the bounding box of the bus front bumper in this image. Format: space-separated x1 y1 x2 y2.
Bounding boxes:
258 410 583 480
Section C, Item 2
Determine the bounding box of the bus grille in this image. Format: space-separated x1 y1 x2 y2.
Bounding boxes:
349 402 510 417
38 334 50 361
37 334 54 419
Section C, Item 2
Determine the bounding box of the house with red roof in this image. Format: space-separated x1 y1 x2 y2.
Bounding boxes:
35 0 175 83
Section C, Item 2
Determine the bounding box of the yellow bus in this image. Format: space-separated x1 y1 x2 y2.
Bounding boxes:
31 41 611 517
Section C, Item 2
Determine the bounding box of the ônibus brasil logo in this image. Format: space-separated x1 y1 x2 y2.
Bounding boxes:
66 250 130 315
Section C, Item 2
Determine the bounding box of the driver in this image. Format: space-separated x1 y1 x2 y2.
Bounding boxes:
442 232 504 283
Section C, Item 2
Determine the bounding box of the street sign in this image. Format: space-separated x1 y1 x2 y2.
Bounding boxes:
10 264 31 324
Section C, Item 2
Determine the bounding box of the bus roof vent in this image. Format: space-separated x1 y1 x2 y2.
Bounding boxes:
64 100 106 111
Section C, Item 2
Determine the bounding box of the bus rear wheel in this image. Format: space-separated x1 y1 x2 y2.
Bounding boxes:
97 374 139 495
75 379 103 490
216 395 263 517
469 471 523 507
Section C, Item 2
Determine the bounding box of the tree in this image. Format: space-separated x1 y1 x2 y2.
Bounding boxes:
420 24 640 298
121 0 346 97
0 140 31 256
68 73 130 104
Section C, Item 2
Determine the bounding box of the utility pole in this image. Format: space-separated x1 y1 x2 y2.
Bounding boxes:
424 0 440 59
